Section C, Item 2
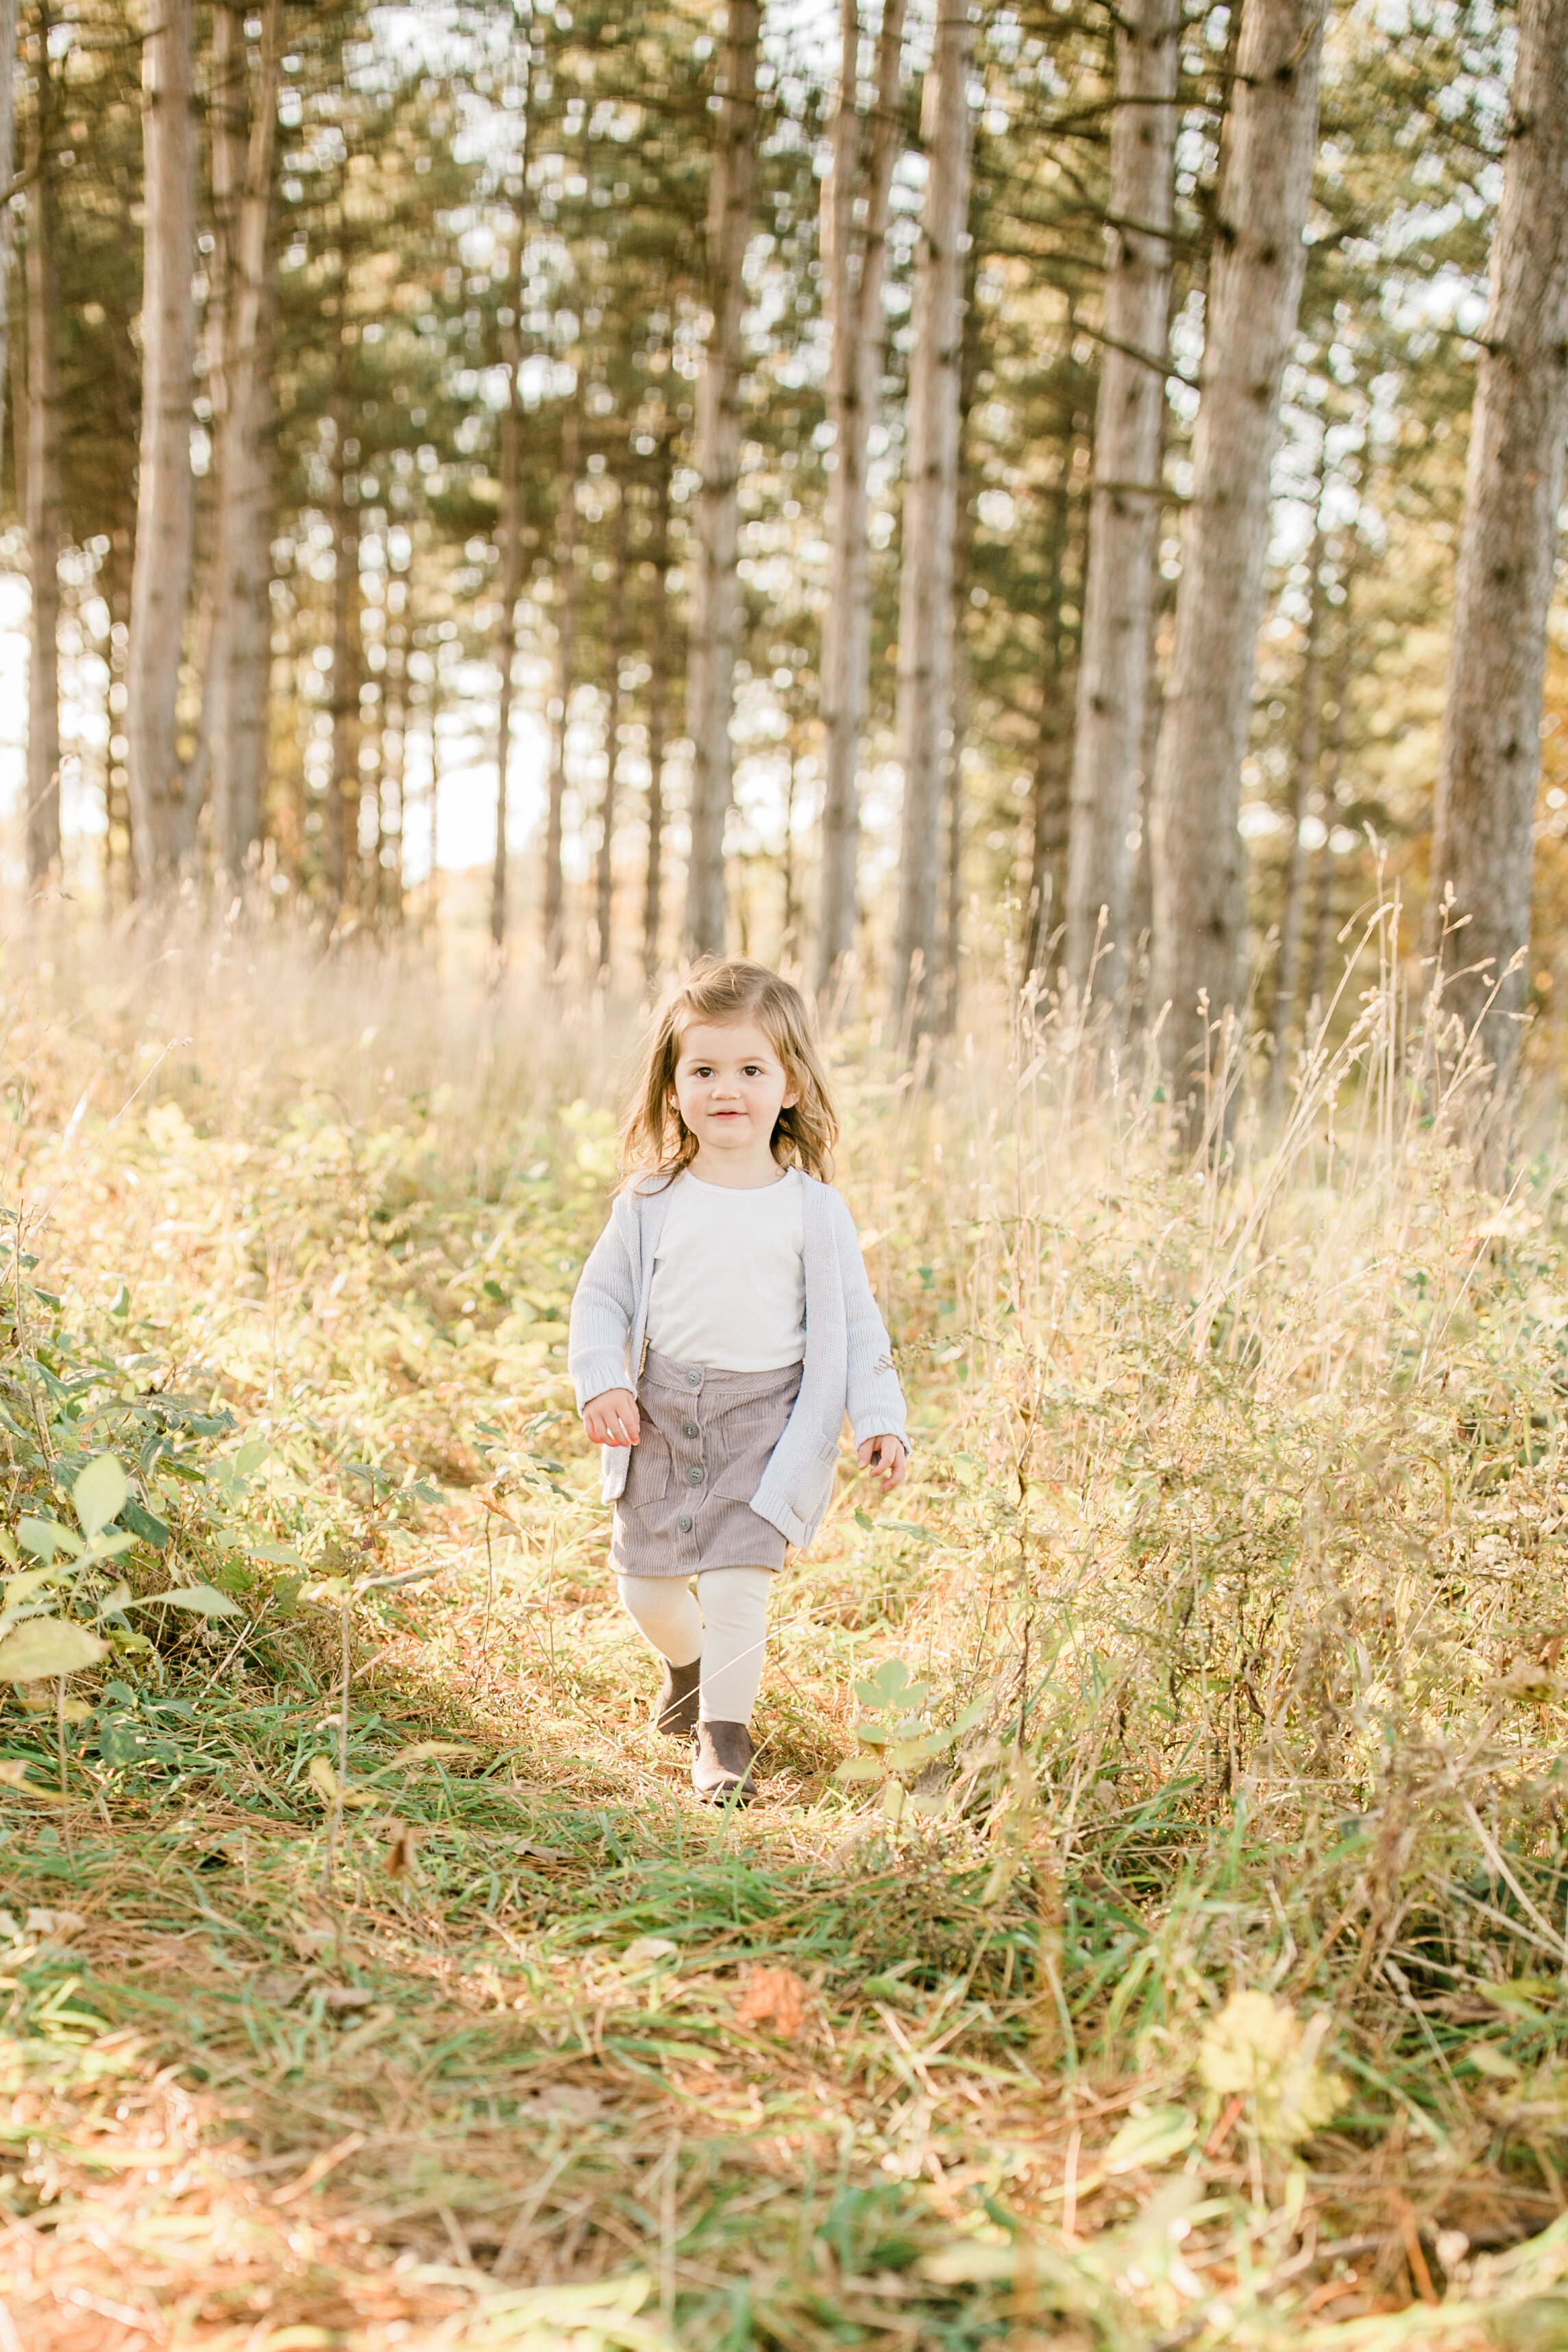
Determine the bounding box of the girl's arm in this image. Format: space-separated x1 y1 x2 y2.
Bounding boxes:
568 1197 640 1412
831 1193 910 1454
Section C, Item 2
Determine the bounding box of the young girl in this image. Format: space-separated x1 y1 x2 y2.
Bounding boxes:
567 959 909 1804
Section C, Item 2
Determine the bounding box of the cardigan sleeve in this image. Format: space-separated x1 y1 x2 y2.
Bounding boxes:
567 1195 639 1410
831 1190 911 1451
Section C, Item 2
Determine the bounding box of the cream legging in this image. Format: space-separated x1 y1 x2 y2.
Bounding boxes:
617 1567 771 1726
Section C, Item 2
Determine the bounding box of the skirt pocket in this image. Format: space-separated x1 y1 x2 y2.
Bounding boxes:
620 1423 672 1506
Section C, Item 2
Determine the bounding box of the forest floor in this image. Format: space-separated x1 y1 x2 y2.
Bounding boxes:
3 919 1568 2351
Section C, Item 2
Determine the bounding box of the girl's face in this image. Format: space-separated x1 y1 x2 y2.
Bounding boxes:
670 1018 798 1180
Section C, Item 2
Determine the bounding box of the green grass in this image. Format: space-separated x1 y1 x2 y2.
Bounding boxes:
4 917 1568 2347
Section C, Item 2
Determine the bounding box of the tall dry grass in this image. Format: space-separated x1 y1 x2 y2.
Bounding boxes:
3 892 1568 2344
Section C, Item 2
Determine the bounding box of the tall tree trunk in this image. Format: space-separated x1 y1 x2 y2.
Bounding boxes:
208 0 281 883
326 404 361 916
683 0 760 958
0 0 19 592
126 0 199 892
489 37 532 959
1147 0 1327 1114
890 0 973 1033
23 5 61 886
1024 475 1072 983
816 0 906 992
643 435 673 982
596 478 627 979
1306 579 1353 1020
1269 517 1327 1113
1426 0 1568 1092
1064 0 1178 1003
543 396 580 970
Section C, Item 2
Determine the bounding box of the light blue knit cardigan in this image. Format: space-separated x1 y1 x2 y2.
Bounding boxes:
567 1172 909 1552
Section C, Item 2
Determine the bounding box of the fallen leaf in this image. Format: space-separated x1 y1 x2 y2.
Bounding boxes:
384 1739 480 1769
523 2083 604 2121
384 1817 419 1877
322 1984 376 2012
735 1965 808 2041
25 1907 86 1940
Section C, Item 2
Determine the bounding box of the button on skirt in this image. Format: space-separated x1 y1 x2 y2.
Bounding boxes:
609 1347 805 1578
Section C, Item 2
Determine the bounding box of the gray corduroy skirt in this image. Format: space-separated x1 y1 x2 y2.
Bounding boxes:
609 1347 805 1578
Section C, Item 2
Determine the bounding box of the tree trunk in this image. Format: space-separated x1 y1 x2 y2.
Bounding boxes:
23 4 61 887
1306 581 1353 1020
1426 0 1568 1092
1064 0 1178 1002
489 38 532 959
816 0 906 992
683 0 759 958
324 402 361 916
596 478 627 979
1023 476 1073 985
643 434 673 982
543 396 580 971
1147 0 1327 1114
208 0 281 883
126 0 199 892
890 0 973 1033
1269 517 1327 1112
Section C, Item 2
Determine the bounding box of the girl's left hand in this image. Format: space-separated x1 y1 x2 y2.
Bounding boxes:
857 1434 907 1491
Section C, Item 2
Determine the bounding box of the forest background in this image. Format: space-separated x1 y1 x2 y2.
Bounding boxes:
3 0 1563 1074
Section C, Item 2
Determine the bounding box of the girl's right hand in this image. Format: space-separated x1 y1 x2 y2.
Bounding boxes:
584 1388 641 1447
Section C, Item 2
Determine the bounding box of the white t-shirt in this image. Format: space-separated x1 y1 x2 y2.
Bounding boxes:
644 1167 806 1372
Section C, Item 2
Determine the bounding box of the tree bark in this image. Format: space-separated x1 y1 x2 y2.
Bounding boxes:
1426 0 1568 1090
1024 475 1073 984
208 0 281 883
489 36 532 958
596 478 627 979
1269 517 1327 1112
543 395 579 971
890 0 973 1033
23 3 61 886
1306 582 1353 1020
126 0 199 892
683 0 759 959
643 434 673 981
1147 0 1327 1111
1064 0 1178 1002
816 0 906 992
325 403 361 916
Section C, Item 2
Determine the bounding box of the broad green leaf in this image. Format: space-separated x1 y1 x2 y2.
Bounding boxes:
245 1542 308 1567
834 1756 886 1783
73 1454 128 1541
1467 2042 1523 2081
119 1499 171 1549
0 1617 109 1682
3 1567 60 1615
18 1517 83 1565
234 1441 271 1475
130 1584 243 1619
0 1530 16 1567
1103 2105 1197 2176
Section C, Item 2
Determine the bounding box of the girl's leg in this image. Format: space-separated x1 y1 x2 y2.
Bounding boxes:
695 1566 770 1725
620 1575 704 1736
617 1575 702 1667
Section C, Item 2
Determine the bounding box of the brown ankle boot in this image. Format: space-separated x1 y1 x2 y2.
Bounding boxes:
692 1720 755 1804
653 1656 702 1737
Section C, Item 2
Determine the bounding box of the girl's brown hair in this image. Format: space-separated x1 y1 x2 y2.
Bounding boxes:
621 959 838 1186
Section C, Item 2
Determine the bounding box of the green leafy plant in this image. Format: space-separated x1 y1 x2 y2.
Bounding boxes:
835 1657 982 1826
